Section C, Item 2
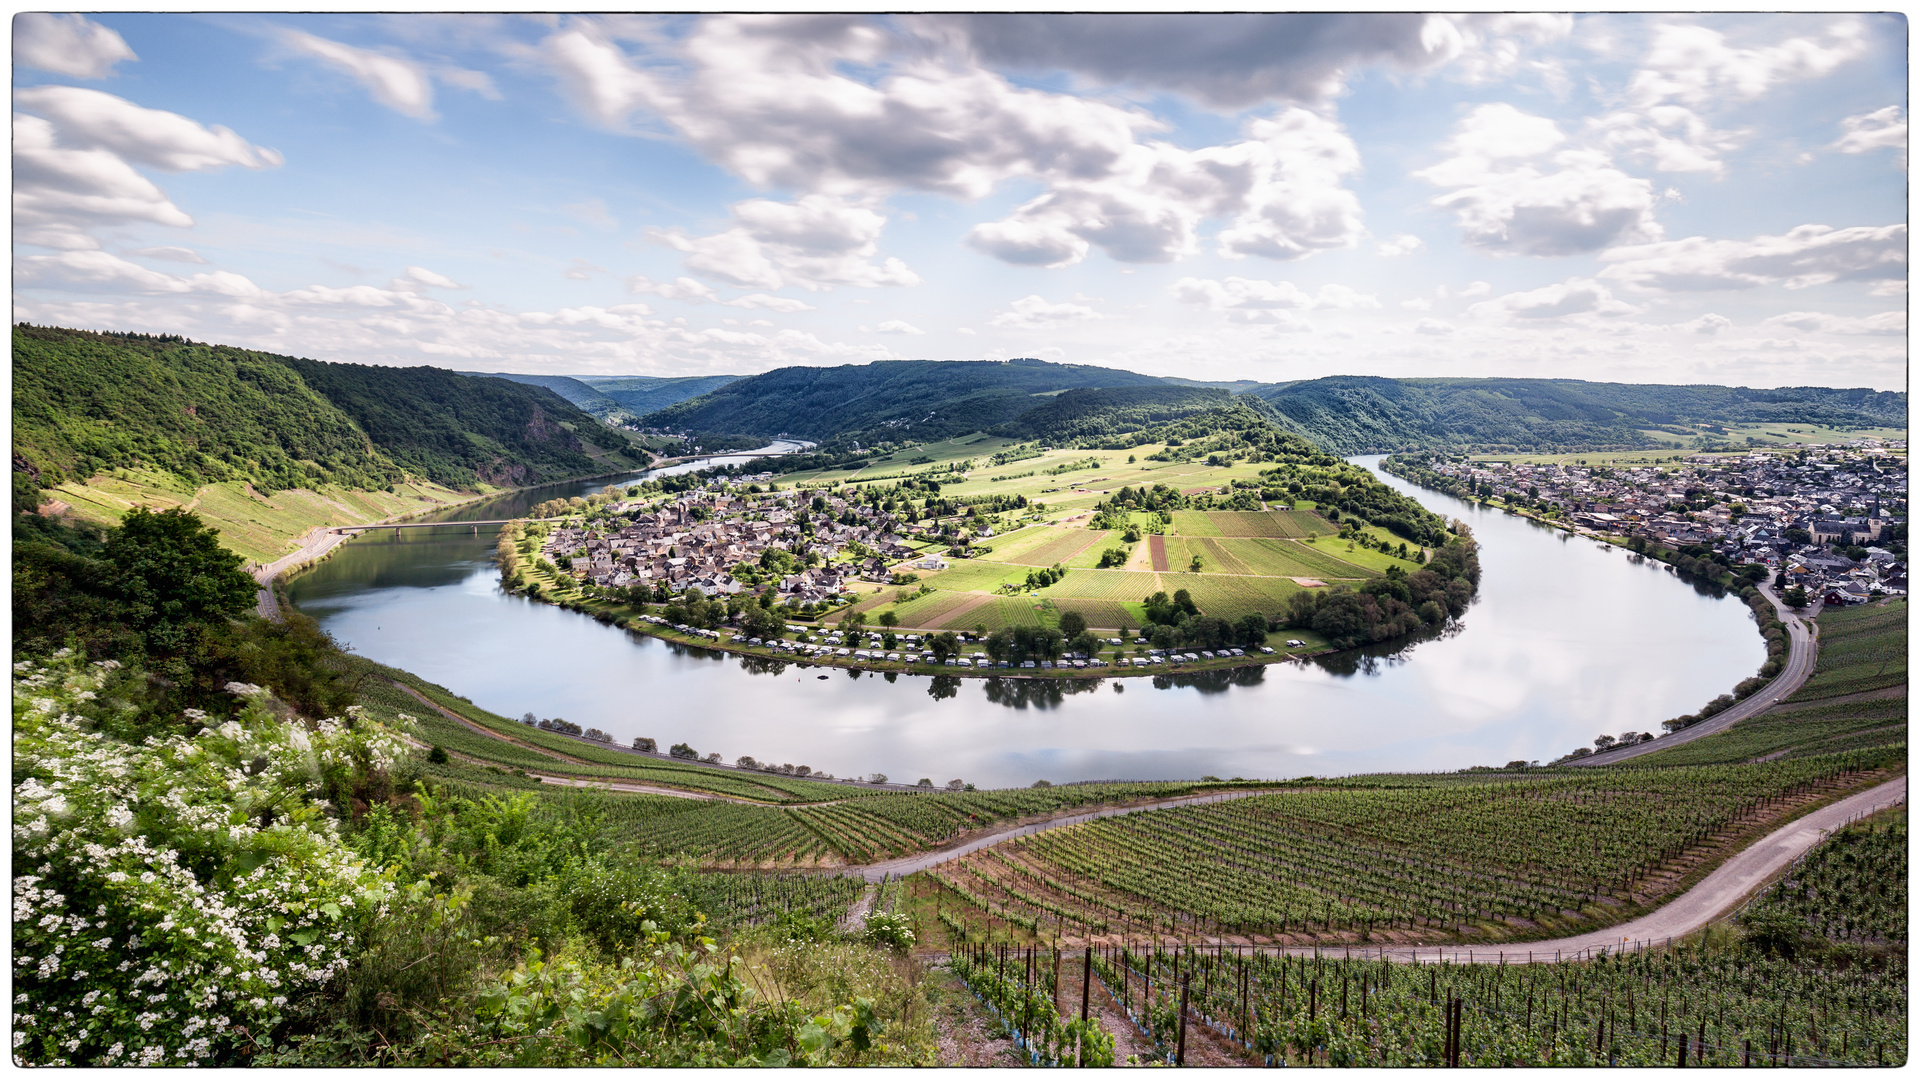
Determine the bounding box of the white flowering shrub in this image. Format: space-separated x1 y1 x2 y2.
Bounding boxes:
12 652 401 1066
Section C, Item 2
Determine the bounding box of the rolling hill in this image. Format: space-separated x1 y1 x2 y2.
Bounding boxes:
637 358 1169 443
458 372 627 419
14 324 642 495
1248 376 1908 455
580 374 742 417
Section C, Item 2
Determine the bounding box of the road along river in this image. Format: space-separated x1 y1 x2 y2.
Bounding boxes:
286 454 1766 789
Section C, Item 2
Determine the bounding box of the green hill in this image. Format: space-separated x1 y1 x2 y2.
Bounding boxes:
13 325 641 495
990 384 1234 443
1247 376 1907 455
639 358 1168 443
580 374 742 417
458 372 628 420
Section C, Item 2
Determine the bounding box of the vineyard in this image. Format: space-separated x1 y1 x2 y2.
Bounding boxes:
928 754 1897 944
1066 935 1905 1066
1796 597 1907 699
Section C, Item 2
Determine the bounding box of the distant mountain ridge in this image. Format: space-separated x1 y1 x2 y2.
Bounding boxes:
1247 376 1908 455
14 325 642 495
458 372 627 419
633 359 1903 455
637 358 1170 443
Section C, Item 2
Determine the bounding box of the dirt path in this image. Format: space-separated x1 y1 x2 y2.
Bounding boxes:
1576 582 1819 765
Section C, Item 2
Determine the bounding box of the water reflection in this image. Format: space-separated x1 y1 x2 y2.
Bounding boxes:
286 454 1767 786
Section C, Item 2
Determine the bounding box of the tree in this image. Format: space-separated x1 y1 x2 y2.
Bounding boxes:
736 755 759 769
1188 554 1204 573
877 610 899 629
634 737 657 752
946 779 965 791
916 778 933 788
928 631 961 661
669 742 698 759
1057 610 1088 638
1594 734 1617 750
1172 588 1198 616
104 507 257 657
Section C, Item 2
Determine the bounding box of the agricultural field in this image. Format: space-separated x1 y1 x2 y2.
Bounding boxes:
53 464 483 565
1796 598 1907 699
1064 531 1129 568
930 753 1897 945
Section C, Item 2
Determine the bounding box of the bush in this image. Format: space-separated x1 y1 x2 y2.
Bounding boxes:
12 653 405 1066
861 911 916 951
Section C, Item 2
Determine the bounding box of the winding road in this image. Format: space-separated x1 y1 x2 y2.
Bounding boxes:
1572 581 1819 764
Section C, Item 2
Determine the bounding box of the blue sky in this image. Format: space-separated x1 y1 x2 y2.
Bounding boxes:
12 13 1908 389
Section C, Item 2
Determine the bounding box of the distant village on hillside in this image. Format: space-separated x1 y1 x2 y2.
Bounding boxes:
540 477 954 608
1408 441 1907 606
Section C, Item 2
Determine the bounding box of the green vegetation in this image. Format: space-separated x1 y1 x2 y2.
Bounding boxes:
14 325 640 497
458 370 630 419
1248 375 1906 455
640 357 1167 444
933 754 1898 945
580 374 742 417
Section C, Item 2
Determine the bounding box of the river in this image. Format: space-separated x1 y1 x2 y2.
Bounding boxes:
286 454 1766 788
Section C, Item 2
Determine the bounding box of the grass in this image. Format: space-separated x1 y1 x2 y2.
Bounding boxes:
1063 531 1127 568
53 465 488 565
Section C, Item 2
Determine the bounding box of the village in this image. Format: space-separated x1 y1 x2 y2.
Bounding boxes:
1399 442 1908 607
531 471 1283 674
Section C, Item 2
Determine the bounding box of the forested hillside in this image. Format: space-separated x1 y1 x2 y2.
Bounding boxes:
1249 376 1907 455
639 358 1167 443
13 325 640 495
990 385 1233 443
582 374 741 416
459 371 627 419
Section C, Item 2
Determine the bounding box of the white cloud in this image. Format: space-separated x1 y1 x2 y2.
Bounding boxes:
1416 104 1661 256
1599 224 1906 291
1627 20 1865 108
545 18 1363 269
1761 310 1905 336
1464 277 1638 320
1376 233 1424 257
1414 318 1456 335
955 327 977 336
15 249 263 298
129 246 207 264
1832 106 1906 170
651 194 920 291
12 92 280 251
1458 280 1492 297
627 274 720 303
725 293 816 312
989 294 1101 328
13 13 137 79
1673 313 1731 335
871 320 925 335
1589 105 1741 176
285 31 436 120
968 107 1366 266
1171 276 1378 323
403 265 464 289
1400 297 1432 311
13 86 283 172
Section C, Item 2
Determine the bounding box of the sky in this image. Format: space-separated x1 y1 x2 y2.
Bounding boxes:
11 12 1909 389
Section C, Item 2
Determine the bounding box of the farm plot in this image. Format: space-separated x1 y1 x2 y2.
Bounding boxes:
1163 572 1301 619
1192 537 1256 576
1169 510 1222 536
1019 529 1107 566
1259 538 1380 580
939 596 1045 631
1064 531 1126 568
1040 568 1165 603
1224 538 1356 579
1148 534 1169 570
974 525 1067 564
917 557 1024 593
1205 509 1329 537
1041 599 1138 632
884 588 986 628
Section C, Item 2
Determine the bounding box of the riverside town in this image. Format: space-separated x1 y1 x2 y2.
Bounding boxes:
10 11 1908 1070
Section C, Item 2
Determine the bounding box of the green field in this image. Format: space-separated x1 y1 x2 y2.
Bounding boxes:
1034 568 1165 602
53 465 487 565
1797 597 1908 699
